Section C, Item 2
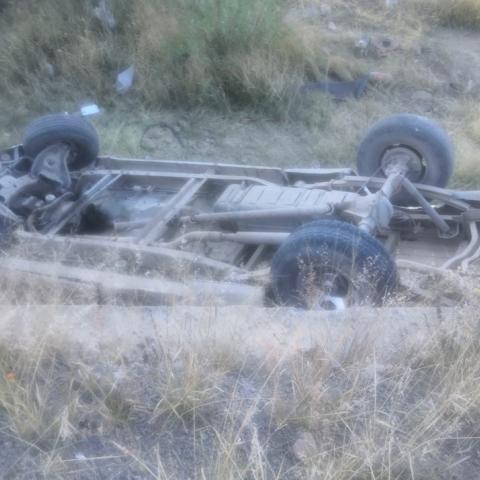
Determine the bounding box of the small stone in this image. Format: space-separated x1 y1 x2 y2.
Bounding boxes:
354 37 370 56
292 432 317 461
466 79 475 94
45 63 55 77
328 21 337 31
369 71 394 84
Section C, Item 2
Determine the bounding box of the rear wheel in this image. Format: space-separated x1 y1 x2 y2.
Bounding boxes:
270 220 397 309
23 114 99 170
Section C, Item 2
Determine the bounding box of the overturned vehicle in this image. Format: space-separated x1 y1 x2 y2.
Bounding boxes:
0 113 478 309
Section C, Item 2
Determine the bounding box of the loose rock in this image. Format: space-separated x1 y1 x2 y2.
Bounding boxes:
292 432 317 461
354 37 371 57
355 35 401 58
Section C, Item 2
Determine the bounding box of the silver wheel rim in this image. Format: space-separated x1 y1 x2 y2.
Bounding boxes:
297 269 353 311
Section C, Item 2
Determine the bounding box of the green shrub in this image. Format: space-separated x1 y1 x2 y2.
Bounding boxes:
0 0 327 111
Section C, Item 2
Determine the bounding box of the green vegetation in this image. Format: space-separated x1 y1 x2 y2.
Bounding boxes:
0 0 329 112
0 0 479 188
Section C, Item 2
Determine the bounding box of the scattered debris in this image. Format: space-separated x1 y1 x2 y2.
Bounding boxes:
300 74 371 100
45 62 55 78
354 35 401 58
369 71 394 84
79 104 101 117
292 432 317 462
115 65 135 94
93 0 116 31
354 37 371 57
300 70 393 100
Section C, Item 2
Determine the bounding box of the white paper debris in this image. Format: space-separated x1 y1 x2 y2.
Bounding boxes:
94 0 116 31
115 65 135 94
80 104 101 117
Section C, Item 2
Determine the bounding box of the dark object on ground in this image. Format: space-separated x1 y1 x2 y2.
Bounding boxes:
300 74 371 100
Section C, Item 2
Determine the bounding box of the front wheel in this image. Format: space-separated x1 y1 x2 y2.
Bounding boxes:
270 220 398 309
356 114 454 189
23 114 99 170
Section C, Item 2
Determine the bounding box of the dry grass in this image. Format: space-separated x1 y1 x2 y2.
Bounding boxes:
0 238 476 477
0 0 437 112
0 239 477 478
0 0 329 112
0 304 480 478
419 0 480 30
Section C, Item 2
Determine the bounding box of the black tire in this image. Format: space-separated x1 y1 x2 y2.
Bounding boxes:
23 114 99 170
271 220 397 309
356 114 454 188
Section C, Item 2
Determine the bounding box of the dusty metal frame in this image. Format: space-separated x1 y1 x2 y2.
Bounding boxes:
1 148 479 306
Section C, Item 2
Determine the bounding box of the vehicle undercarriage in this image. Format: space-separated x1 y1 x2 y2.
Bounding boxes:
0 113 478 309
